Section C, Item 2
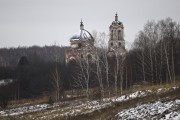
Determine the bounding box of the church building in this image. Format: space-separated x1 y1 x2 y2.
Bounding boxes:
66 13 126 63
65 20 96 63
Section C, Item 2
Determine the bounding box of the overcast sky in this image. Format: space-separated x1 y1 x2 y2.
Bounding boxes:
0 0 180 48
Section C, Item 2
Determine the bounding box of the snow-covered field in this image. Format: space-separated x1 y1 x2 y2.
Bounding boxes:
116 99 180 120
0 86 179 119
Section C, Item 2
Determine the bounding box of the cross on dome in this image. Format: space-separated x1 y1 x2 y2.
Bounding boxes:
115 12 118 21
80 19 84 30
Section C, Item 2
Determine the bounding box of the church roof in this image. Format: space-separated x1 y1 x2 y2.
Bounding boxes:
70 29 94 41
70 20 94 41
112 13 123 25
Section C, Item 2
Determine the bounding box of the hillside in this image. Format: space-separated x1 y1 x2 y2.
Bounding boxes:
0 83 180 120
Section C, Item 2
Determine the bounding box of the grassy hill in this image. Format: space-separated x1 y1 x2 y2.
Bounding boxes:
0 81 180 120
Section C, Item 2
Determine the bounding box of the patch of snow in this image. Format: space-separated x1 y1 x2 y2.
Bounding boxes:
157 86 179 94
157 88 166 93
103 90 153 103
0 79 14 86
0 102 67 116
66 95 71 98
173 113 180 120
0 104 51 116
116 99 180 119
172 86 179 90
162 111 180 120
146 90 152 93
66 94 77 98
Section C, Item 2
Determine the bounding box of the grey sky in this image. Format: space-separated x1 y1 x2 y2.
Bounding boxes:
0 0 180 48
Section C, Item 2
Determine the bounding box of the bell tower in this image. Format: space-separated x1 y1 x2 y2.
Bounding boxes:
108 13 126 56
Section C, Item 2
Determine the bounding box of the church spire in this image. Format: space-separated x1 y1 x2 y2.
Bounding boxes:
80 19 84 30
115 12 118 21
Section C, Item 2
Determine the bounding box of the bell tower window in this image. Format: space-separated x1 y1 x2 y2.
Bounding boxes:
119 42 121 47
111 42 113 47
111 30 113 40
78 43 82 48
81 54 83 58
118 30 121 40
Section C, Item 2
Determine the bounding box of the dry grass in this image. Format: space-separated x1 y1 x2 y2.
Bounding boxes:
9 80 180 108
7 95 50 109
1 80 180 120
121 80 180 95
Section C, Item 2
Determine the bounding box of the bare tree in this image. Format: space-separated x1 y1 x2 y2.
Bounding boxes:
94 50 104 99
51 43 63 102
73 58 92 99
95 32 110 96
133 18 180 85
52 64 62 101
120 54 126 95
134 34 146 82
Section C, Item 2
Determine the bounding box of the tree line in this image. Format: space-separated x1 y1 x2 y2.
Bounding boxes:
132 18 180 84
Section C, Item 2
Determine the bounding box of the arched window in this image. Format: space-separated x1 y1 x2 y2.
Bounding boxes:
119 42 121 47
87 54 92 60
78 43 82 48
118 30 121 40
69 59 76 64
111 42 113 47
81 54 83 58
111 30 113 40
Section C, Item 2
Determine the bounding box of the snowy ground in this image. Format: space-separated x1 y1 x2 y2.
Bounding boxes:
116 99 180 120
104 90 149 102
0 86 179 119
0 102 68 116
0 90 150 117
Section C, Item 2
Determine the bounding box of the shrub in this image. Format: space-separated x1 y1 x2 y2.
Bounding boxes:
0 96 9 109
47 97 54 105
